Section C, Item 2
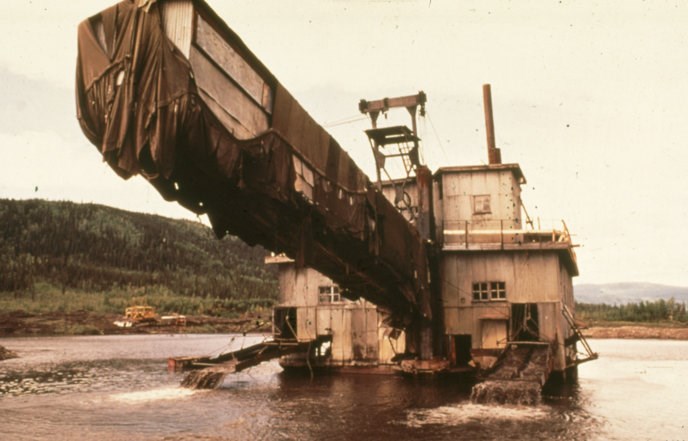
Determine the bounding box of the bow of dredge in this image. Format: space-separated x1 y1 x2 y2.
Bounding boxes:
76 0 596 404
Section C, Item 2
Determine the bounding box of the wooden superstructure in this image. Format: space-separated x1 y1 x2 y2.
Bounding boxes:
78 1 596 392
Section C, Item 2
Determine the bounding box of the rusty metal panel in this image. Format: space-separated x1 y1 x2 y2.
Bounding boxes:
189 46 269 137
161 0 194 58
195 14 270 111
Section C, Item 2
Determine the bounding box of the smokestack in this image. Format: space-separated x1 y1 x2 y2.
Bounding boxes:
482 84 502 165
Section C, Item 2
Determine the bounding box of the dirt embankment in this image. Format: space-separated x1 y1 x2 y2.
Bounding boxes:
0 310 271 337
582 325 688 340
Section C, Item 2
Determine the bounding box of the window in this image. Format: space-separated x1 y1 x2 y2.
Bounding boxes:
318 285 341 303
472 281 506 302
490 281 506 300
472 282 489 301
473 195 491 214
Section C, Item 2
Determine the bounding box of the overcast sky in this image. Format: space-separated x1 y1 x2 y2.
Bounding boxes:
1 0 687 287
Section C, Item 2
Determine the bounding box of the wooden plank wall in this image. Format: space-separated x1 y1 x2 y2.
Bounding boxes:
442 253 561 308
161 0 194 58
162 6 273 139
439 170 522 230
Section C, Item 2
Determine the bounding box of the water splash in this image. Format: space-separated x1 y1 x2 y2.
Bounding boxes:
110 387 197 404
403 402 550 428
181 368 230 389
470 345 551 405
471 380 543 406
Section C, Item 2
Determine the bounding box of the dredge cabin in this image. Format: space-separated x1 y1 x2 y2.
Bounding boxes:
267 98 586 381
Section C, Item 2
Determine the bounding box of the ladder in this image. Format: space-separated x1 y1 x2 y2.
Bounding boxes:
562 304 599 365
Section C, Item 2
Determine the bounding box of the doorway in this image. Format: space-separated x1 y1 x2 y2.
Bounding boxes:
453 335 472 366
510 303 540 341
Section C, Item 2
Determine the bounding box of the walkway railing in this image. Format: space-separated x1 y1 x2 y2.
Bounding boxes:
441 219 572 248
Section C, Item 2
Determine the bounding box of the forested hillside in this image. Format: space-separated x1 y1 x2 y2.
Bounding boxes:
0 199 278 314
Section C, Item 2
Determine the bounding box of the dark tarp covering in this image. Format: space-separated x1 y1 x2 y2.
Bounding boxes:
75 0 431 327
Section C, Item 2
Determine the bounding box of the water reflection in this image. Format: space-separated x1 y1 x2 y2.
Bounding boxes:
0 336 685 441
0 359 168 396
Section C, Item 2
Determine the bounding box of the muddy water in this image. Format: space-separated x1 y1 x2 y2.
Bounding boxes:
0 336 686 441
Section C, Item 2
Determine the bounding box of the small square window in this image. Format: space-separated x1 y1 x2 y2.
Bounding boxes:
490 281 506 300
319 285 341 303
473 195 491 214
472 282 489 301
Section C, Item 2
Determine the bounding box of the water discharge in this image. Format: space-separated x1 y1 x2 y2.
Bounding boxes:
110 387 198 404
404 402 550 428
0 335 686 441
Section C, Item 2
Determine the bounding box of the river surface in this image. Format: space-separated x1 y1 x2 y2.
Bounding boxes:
0 335 686 441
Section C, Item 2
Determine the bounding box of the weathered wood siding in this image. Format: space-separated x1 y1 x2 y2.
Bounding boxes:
195 16 270 109
276 265 390 363
481 319 508 349
189 44 269 138
438 170 522 230
536 301 567 370
441 252 561 308
160 2 272 138
442 251 564 352
277 266 317 307
161 0 194 58
444 303 510 342
351 307 379 361
317 305 352 362
297 307 316 342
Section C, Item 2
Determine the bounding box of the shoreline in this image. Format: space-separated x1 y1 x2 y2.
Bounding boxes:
0 310 271 338
1 311 688 340
582 325 688 340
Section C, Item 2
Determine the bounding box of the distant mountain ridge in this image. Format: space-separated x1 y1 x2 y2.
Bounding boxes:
574 282 688 305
